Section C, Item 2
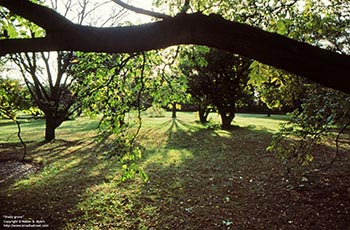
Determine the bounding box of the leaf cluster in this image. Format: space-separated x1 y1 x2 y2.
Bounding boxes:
69 51 150 180
180 46 252 113
0 2 45 39
249 61 308 111
268 87 350 169
0 77 31 118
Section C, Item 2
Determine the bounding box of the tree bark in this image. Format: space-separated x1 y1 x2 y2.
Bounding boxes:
45 117 57 142
172 103 177 119
219 110 235 130
1 0 350 93
267 107 271 117
198 105 210 124
198 109 207 124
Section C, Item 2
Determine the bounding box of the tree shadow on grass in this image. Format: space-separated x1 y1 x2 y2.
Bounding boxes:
0 137 121 229
131 118 350 229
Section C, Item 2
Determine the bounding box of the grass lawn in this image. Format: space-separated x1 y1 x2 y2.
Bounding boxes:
0 112 349 229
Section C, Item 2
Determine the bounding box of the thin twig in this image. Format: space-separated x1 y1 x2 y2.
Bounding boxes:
160 47 181 92
130 52 146 145
0 109 27 162
111 0 171 20
15 119 27 162
327 122 350 168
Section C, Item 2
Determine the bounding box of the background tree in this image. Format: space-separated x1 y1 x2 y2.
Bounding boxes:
1 2 74 142
1 0 129 142
180 46 252 129
11 52 82 142
179 46 212 123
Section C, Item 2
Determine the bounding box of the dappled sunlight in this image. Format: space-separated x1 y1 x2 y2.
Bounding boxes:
134 118 349 229
138 117 202 170
142 148 194 169
165 149 193 167
213 129 232 138
134 121 281 229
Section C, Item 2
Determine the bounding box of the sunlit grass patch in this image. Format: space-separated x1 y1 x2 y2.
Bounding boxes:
213 129 233 137
0 118 45 143
234 113 288 132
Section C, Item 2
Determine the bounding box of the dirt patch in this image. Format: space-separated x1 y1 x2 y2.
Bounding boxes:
0 160 40 185
0 143 42 185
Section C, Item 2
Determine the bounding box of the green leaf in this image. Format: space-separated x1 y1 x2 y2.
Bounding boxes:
6 24 19 38
276 19 287 35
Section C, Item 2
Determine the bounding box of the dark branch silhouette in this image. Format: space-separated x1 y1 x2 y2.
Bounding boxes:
1 0 349 93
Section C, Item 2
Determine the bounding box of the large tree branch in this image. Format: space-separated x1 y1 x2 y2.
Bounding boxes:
1 0 350 93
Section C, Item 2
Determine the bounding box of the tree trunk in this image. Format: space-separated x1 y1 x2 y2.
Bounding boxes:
172 102 177 119
267 108 271 117
198 105 209 124
219 110 235 130
199 109 207 123
45 117 56 142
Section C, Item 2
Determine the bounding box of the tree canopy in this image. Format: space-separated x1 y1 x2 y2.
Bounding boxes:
0 0 349 93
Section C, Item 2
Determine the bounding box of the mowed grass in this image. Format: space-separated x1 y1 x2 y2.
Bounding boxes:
0 112 349 229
